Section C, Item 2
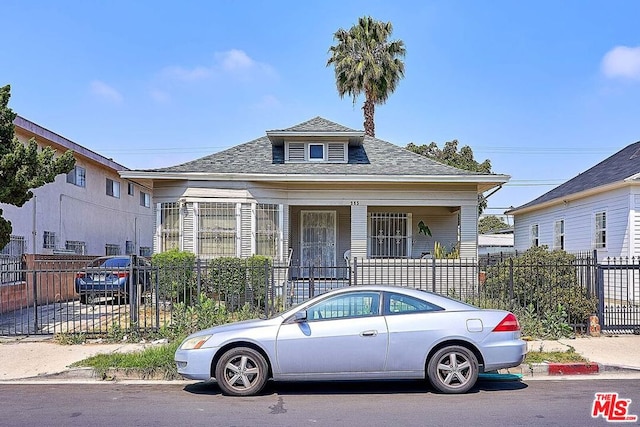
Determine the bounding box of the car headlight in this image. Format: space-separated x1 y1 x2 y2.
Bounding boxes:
179 335 213 350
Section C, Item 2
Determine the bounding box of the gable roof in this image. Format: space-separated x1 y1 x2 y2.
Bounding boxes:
121 117 509 189
508 141 640 214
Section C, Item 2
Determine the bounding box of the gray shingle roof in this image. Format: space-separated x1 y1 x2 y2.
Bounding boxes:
142 117 494 177
511 141 640 211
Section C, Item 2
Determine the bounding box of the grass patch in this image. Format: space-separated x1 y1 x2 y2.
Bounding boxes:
71 340 183 380
525 349 588 364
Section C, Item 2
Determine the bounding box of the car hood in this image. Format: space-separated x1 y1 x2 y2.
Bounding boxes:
191 316 284 337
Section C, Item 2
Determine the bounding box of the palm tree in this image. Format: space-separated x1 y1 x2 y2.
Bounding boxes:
327 16 406 137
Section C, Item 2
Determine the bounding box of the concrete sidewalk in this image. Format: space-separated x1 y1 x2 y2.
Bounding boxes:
0 334 639 382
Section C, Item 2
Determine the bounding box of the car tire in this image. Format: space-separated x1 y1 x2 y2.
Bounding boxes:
215 347 269 396
427 345 478 394
79 294 88 304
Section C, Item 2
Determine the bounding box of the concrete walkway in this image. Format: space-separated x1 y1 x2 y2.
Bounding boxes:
0 333 639 382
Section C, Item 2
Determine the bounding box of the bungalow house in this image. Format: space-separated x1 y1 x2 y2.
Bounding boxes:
507 141 640 258
1 116 155 257
120 117 509 281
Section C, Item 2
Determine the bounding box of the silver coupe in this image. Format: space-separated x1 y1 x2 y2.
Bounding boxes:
175 285 527 396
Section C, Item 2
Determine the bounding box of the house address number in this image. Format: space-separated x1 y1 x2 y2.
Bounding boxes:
350 201 360 205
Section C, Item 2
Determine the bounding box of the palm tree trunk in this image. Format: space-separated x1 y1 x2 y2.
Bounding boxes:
363 97 375 137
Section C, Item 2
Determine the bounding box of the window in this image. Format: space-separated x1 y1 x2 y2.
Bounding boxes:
308 144 324 160
197 202 238 257
128 182 135 196
65 240 86 255
105 244 121 256
106 178 120 198
595 211 606 249
285 142 347 163
43 231 56 249
306 292 380 321
140 191 150 208
160 202 180 252
256 204 280 257
125 240 135 255
139 247 152 257
531 224 539 247
386 292 443 315
368 213 410 258
66 166 86 187
554 219 565 250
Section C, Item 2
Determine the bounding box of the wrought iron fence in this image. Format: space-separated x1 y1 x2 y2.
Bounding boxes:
1 251 639 336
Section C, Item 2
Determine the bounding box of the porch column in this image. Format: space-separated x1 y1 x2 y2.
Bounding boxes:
350 204 368 259
459 204 478 259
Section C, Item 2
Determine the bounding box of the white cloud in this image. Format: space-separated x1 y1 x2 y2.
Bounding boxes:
161 65 211 82
252 94 281 110
215 49 256 72
149 89 170 104
159 49 276 83
601 46 640 80
90 80 123 103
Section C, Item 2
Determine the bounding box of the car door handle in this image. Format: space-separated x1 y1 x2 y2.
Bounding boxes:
360 330 378 337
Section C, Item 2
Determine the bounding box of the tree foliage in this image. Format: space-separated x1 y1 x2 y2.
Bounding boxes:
407 139 492 213
0 85 75 249
478 215 510 234
327 16 406 137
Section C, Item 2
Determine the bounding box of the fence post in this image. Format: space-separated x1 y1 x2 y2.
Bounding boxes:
32 269 38 332
508 258 514 300
129 255 139 328
431 257 436 293
353 257 357 286
595 251 605 326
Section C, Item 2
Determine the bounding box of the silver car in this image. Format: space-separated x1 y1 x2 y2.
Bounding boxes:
175 285 526 396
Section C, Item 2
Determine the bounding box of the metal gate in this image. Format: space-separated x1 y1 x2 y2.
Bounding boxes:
597 260 640 333
0 258 167 336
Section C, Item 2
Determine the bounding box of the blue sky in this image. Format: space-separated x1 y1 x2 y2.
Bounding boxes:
4 1 640 219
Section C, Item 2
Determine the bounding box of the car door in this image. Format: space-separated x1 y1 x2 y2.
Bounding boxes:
275 291 388 376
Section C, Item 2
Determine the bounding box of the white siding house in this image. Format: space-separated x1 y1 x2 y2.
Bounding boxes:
121 117 509 270
508 141 640 258
1 116 154 257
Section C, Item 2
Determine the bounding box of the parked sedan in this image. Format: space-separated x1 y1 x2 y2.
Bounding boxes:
175 285 526 396
75 256 151 304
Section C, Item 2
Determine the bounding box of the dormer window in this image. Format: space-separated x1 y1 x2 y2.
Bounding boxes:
285 141 347 163
309 144 324 161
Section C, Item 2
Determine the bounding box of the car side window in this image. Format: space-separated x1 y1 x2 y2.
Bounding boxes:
307 292 380 321
385 292 443 315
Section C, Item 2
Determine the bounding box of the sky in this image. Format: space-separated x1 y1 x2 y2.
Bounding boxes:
4 1 640 220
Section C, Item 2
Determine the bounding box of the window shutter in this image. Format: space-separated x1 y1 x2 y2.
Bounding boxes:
328 143 346 162
287 143 305 162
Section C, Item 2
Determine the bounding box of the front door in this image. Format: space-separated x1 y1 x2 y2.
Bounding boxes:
300 211 336 271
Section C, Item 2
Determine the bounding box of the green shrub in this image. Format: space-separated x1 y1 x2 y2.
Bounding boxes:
152 249 197 303
482 246 597 326
205 256 271 309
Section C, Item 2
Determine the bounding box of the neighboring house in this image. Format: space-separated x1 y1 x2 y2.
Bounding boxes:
507 141 640 257
478 227 514 256
121 117 509 273
0 116 154 257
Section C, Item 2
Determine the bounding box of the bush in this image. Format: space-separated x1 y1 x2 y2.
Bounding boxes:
205 256 271 309
480 246 597 332
151 249 197 303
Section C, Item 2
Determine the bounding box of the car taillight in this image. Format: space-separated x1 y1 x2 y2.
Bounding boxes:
76 273 85 279
492 313 520 332
115 272 129 278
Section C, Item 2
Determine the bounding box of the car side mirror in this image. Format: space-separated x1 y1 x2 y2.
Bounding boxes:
293 310 307 323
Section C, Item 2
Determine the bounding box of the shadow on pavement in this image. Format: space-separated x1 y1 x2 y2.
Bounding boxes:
183 378 528 396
